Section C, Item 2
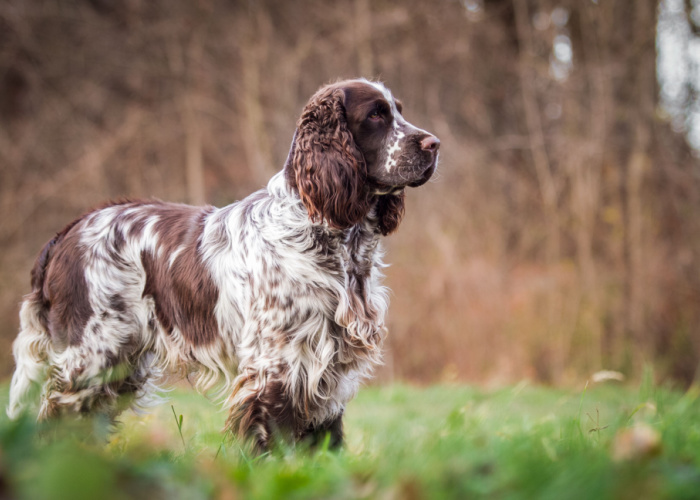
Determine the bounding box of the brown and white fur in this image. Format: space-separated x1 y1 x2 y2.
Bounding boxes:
7 79 439 451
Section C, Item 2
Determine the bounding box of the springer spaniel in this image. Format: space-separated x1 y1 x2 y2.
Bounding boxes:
8 79 439 451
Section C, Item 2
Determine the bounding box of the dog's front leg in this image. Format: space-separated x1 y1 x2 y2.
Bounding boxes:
224 368 303 453
301 412 344 450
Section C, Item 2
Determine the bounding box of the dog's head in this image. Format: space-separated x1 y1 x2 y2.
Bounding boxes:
285 79 440 235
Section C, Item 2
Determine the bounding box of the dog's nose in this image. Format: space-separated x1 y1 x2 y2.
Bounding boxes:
420 135 440 152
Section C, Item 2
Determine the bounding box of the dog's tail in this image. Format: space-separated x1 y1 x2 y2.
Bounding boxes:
7 297 53 419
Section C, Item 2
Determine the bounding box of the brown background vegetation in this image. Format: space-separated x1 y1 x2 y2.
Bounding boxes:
1 0 699 386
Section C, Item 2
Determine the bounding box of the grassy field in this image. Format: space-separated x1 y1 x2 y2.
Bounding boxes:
1 376 699 499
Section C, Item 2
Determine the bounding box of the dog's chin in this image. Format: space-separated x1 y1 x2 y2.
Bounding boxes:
407 162 436 188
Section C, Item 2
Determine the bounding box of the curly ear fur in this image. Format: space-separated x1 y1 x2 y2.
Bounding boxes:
288 88 370 230
375 191 406 236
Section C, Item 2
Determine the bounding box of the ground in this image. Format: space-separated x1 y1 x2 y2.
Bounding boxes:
1 376 699 499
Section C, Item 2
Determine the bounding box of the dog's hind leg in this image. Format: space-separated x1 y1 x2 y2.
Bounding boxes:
37 346 117 423
7 299 53 420
36 343 157 430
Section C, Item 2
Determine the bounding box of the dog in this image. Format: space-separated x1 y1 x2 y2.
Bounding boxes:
8 79 440 451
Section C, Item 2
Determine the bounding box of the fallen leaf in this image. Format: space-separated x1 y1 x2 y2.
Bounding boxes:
612 423 661 461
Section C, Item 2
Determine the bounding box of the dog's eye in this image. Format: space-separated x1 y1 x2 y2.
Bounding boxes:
368 110 381 121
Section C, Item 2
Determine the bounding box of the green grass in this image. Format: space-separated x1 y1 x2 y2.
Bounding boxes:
1 379 699 499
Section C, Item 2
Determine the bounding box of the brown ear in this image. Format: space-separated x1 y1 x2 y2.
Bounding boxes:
287 88 370 230
375 190 406 236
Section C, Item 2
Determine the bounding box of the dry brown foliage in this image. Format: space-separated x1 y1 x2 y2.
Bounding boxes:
1 0 699 385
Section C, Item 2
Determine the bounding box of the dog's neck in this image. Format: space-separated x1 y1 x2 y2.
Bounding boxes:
269 168 390 241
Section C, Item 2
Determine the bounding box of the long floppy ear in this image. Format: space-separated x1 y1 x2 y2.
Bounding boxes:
286 87 370 229
375 190 406 236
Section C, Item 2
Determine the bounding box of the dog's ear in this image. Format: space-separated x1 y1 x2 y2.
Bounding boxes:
375 190 405 236
286 87 370 230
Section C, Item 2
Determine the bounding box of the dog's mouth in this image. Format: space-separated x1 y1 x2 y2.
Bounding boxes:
407 160 437 188
369 155 438 194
